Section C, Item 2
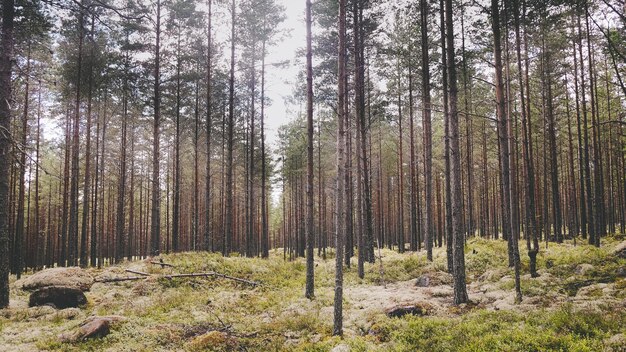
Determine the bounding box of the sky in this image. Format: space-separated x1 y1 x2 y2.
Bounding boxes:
259 0 307 150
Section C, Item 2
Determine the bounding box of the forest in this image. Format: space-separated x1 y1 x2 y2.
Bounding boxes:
0 0 625 350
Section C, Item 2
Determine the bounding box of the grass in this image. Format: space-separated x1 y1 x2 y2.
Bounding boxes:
1 236 625 351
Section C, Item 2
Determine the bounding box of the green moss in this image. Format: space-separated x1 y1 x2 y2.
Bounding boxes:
382 305 623 352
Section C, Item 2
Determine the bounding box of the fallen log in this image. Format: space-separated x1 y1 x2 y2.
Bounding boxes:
95 276 147 283
97 272 259 287
125 269 150 276
164 272 260 287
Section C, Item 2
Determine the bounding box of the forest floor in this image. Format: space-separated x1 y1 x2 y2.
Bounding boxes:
1 235 626 351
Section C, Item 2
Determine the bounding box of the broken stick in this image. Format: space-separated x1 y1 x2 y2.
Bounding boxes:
125 269 150 276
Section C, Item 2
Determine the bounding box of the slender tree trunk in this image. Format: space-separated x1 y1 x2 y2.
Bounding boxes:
0 0 15 308
422 0 434 261
225 0 236 256
446 0 469 305
14 41 31 277
205 0 213 252
69 6 85 267
151 0 162 256
334 0 347 336
514 0 538 277
305 0 315 299
80 17 95 267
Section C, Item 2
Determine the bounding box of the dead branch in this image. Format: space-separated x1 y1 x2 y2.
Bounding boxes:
98 271 260 287
164 272 260 287
95 276 147 283
149 261 176 268
125 269 150 276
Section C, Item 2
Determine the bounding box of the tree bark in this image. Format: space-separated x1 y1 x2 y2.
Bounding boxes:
0 0 16 308
305 0 315 299
446 0 468 305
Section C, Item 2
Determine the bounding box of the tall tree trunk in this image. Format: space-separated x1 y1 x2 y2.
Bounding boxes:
446 0 469 305
422 0 434 261
334 0 347 336
69 6 85 267
260 38 269 258
80 17 95 267
513 0 538 277
0 0 15 308
492 0 521 302
225 0 236 256
205 0 213 252
440 0 453 273
14 40 31 277
305 0 315 299
151 0 162 256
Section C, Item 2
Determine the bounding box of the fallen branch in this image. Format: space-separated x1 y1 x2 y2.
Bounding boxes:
164 272 260 287
125 269 150 276
150 261 176 268
96 276 147 283
98 272 259 287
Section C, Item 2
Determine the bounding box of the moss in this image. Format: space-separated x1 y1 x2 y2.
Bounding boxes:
382 305 623 352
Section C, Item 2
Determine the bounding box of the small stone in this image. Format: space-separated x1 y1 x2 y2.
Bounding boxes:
616 267 626 278
29 286 87 309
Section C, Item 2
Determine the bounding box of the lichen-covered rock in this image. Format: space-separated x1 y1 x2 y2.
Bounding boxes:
17 267 94 291
59 317 111 342
575 264 594 275
28 286 87 309
27 305 56 319
415 271 453 287
614 241 626 259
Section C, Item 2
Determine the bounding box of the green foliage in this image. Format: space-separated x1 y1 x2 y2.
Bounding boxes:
380 306 624 352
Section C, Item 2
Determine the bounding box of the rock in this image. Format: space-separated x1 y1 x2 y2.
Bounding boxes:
331 344 351 352
575 264 594 275
385 302 431 318
17 267 94 291
415 276 430 287
54 308 82 320
29 286 87 309
614 241 626 259
59 318 111 342
414 272 453 287
27 305 57 319
617 267 626 278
